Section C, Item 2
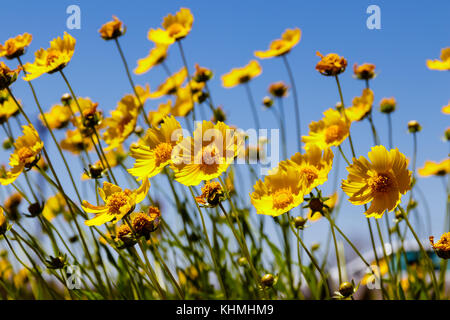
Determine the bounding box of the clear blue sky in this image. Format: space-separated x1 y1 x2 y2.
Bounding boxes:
1 0 449 254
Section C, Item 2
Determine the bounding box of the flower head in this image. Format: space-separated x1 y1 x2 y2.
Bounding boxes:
134 44 168 75
171 80 205 117
0 124 43 185
171 121 243 186
195 181 225 207
60 128 95 154
149 67 187 98
221 60 262 88
430 233 450 259
426 47 450 71
315 52 347 76
0 90 19 124
379 97 396 114
418 159 450 177
82 178 150 226
341 145 411 218
302 108 350 150
131 207 161 238
193 64 213 83
39 104 72 129
0 33 32 59
99 16 126 40
345 88 374 122
148 100 172 127
128 116 183 180
148 8 194 45
22 32 76 81
0 62 21 90
353 63 376 80
254 28 301 59
268 81 289 98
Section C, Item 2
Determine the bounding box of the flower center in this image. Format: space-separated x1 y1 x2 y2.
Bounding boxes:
154 142 173 167
300 166 319 184
238 74 251 84
200 145 220 174
272 187 294 210
46 51 59 66
168 23 183 38
368 173 393 193
324 124 344 144
17 147 34 164
106 191 131 215
271 40 285 51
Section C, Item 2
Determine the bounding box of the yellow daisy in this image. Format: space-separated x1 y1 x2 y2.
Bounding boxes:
39 104 72 129
0 33 33 59
149 67 187 99
148 8 194 45
430 232 450 259
134 44 169 75
426 47 450 71
341 145 411 218
418 159 450 177
0 124 44 185
82 178 150 226
315 52 347 76
221 60 262 88
171 80 205 117
128 115 183 180
148 100 172 127
99 16 125 40
345 88 374 122
60 128 95 155
22 32 76 81
254 28 301 59
302 108 350 150
0 90 19 124
171 120 243 186
0 62 21 90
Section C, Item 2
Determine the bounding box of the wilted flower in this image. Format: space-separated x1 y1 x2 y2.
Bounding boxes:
195 181 225 207
430 233 450 259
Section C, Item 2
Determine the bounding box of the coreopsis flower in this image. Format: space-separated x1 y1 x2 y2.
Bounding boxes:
307 192 338 222
379 97 396 114
99 16 126 40
429 232 450 259
128 116 183 180
442 102 450 114
0 124 43 185
426 47 450 71
131 207 161 239
148 8 194 45
171 81 205 117
315 52 347 76
60 128 95 154
171 120 244 186
345 88 374 122
302 108 350 150
39 104 72 129
134 44 169 75
407 120 421 133
22 32 76 81
341 145 411 218
193 64 213 83
353 63 376 80
148 100 172 127
221 60 262 88
195 181 225 207
102 94 141 150
250 164 306 216
0 33 32 59
418 159 450 177
268 81 289 98
82 178 150 226
0 90 19 124
149 67 187 99
254 28 301 59
0 62 21 90
279 144 334 194
42 193 68 221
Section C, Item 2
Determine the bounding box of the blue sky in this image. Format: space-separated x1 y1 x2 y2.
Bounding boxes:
0 0 449 254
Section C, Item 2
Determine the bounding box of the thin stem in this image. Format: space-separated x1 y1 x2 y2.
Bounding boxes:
177 40 196 125
244 82 261 132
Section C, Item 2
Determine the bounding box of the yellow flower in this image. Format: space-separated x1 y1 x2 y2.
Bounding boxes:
102 94 141 150
429 232 450 259
0 124 43 185
171 81 205 117
148 8 194 45
148 100 172 127
149 67 187 99
221 60 262 88
39 104 72 129
418 159 450 177
353 63 376 80
134 44 169 75
379 97 396 114
82 179 150 226
0 62 21 90
426 47 450 71
22 32 76 81
268 81 289 98
254 28 301 59
341 145 411 218
315 52 347 76
442 102 450 115
193 64 213 83
195 181 224 207
128 116 183 180
42 193 68 221
60 128 95 154
0 33 33 59
302 108 350 150
250 165 306 217
99 16 125 40
307 192 338 222
131 207 161 238
0 90 19 124
361 258 389 286
171 120 243 186
280 144 334 194
345 88 374 122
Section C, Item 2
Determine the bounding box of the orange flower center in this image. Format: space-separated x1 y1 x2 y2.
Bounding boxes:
46 51 60 66
299 166 319 184
106 191 131 214
272 187 294 210
17 147 34 164
154 142 173 167
200 145 220 174
324 124 345 144
167 23 183 38
271 40 285 51
368 173 393 193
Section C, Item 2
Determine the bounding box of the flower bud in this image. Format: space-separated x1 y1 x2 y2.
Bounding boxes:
61 93 72 104
261 273 275 287
294 216 307 229
408 120 421 133
380 97 396 114
339 281 354 297
262 96 273 108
